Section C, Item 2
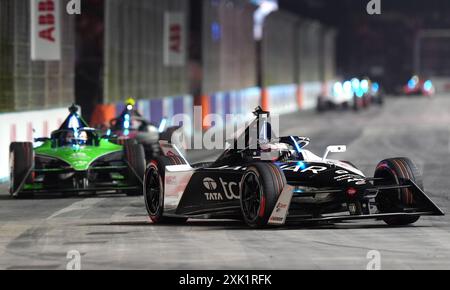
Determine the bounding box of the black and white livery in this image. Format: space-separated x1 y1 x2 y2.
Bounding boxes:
143 107 444 228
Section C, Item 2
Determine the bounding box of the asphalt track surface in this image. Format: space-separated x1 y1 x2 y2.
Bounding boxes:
1 95 449 270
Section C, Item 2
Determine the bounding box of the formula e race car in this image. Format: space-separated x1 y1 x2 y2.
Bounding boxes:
106 98 181 161
143 107 444 228
317 79 383 113
402 75 435 97
9 105 145 198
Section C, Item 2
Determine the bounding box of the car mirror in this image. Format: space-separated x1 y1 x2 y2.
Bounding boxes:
323 145 347 160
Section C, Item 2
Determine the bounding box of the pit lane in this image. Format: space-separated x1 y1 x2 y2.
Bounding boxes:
0 95 449 270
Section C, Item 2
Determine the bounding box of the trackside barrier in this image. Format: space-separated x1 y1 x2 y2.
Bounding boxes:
266 84 298 115
301 82 323 110
0 108 69 180
90 104 117 128
207 87 261 130
430 77 450 94
1 82 332 182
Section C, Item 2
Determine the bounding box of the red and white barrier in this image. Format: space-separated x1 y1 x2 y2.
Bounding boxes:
0 108 68 180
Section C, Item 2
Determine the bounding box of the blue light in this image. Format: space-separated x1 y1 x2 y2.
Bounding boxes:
333 82 343 98
296 161 307 171
211 22 221 42
290 136 302 153
360 79 369 94
73 128 79 139
351 78 360 91
343 81 353 98
106 129 111 136
356 88 364 98
424 80 433 91
408 79 417 90
158 118 167 133
68 115 80 129
372 82 380 93
124 129 130 136
124 114 130 129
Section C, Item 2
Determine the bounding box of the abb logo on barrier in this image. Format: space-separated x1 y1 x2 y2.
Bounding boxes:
163 12 186 67
37 0 57 42
169 23 182 53
31 0 61 60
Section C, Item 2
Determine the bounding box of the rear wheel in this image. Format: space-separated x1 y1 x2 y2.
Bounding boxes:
144 156 187 224
123 140 146 196
374 157 423 226
240 163 286 228
9 142 34 198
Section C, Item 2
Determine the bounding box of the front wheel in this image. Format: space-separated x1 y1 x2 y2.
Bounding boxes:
240 163 286 228
374 157 423 226
9 142 34 198
144 156 187 224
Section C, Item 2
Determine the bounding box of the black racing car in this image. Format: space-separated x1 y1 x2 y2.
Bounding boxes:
143 107 444 228
106 99 181 161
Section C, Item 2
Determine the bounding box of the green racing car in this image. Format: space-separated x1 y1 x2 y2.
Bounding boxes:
9 105 146 198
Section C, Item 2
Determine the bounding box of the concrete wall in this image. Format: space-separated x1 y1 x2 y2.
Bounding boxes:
0 0 75 112
103 0 190 102
202 0 257 95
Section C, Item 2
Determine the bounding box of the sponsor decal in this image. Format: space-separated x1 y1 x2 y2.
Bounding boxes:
281 164 328 174
220 178 240 200
334 170 366 185
204 192 223 201
203 177 217 190
269 216 283 222
202 177 240 201
275 202 288 213
166 176 177 185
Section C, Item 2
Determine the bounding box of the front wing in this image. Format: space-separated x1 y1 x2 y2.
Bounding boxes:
12 165 140 196
268 179 445 225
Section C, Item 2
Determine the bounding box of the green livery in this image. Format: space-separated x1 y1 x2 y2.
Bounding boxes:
9 105 146 198
35 139 123 172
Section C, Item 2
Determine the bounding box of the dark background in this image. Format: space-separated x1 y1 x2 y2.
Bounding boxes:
75 0 450 111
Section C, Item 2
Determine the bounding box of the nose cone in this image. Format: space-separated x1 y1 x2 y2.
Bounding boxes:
66 151 91 171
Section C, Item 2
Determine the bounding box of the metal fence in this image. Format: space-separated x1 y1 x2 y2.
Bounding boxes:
103 0 189 103
0 0 75 113
202 0 257 95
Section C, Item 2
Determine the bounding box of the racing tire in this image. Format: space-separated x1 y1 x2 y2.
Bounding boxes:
374 157 423 226
9 142 34 199
144 156 188 224
124 140 146 196
240 162 287 228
